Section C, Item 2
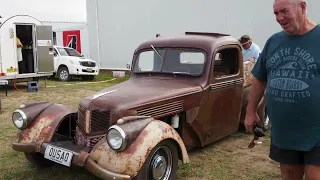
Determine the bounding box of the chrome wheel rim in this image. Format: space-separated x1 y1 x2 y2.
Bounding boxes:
150 146 172 180
60 70 69 80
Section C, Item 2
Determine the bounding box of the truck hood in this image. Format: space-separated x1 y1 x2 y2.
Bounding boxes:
80 78 202 111
66 56 96 62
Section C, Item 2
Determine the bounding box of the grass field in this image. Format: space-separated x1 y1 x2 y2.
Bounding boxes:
0 73 281 180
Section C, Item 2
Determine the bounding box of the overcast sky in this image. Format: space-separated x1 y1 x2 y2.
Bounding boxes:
0 0 87 22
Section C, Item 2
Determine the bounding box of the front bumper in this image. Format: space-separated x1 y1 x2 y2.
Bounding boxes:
70 65 99 76
12 142 131 180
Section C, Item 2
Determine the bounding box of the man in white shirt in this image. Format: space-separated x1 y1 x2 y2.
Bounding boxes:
239 35 261 62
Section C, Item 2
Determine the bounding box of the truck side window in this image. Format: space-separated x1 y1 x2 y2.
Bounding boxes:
213 48 239 78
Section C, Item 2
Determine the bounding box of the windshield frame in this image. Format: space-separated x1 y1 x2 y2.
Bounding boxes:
132 47 208 77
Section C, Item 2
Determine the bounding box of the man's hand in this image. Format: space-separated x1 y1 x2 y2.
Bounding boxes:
244 111 261 133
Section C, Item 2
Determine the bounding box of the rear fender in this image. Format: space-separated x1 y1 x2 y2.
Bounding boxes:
89 119 189 177
17 103 73 144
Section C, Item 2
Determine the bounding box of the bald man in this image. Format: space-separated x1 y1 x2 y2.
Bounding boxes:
244 0 320 179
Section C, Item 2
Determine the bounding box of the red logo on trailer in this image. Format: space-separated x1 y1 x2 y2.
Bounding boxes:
62 30 82 53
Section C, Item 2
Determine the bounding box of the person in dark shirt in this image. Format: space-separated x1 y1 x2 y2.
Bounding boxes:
245 0 320 179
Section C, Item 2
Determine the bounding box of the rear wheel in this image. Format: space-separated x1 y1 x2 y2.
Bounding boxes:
24 153 54 168
134 140 178 180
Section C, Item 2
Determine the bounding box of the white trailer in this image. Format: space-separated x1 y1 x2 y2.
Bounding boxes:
86 0 320 71
0 15 54 82
53 24 91 59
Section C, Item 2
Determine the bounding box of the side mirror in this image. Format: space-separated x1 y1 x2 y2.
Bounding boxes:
53 52 57 57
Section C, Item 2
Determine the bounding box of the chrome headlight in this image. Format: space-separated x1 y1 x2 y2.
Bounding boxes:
107 125 126 151
12 109 27 129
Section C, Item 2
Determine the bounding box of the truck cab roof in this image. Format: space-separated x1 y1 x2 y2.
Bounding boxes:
135 32 241 53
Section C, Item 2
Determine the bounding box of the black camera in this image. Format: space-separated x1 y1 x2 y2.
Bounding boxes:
254 125 265 137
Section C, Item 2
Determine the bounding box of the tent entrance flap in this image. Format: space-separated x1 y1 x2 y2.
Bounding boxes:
16 24 35 74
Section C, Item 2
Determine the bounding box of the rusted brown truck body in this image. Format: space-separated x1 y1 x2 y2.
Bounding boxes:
11 32 267 180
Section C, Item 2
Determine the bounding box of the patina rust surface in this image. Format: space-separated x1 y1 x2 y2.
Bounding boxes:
89 120 189 177
85 158 131 180
116 116 154 148
74 32 264 150
18 103 72 144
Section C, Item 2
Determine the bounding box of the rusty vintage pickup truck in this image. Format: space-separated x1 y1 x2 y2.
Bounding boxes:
11 32 268 180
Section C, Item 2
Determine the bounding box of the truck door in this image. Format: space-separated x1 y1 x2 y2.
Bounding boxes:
204 46 243 144
35 25 54 73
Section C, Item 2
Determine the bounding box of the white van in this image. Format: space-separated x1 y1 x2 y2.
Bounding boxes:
53 46 99 81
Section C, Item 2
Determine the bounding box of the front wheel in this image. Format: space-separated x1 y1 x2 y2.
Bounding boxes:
57 67 71 81
134 140 178 180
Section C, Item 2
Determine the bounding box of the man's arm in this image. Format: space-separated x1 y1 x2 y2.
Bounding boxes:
246 77 266 113
16 38 23 48
245 41 268 132
245 77 266 133
250 45 265 109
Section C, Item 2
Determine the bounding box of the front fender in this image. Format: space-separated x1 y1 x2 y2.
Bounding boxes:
17 103 73 144
89 120 189 177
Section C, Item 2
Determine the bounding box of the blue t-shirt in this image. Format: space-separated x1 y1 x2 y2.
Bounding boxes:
252 25 320 151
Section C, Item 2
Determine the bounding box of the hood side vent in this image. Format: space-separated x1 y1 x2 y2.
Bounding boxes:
136 99 184 118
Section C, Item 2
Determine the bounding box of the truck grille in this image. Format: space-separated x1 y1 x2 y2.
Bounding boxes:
75 128 106 148
77 105 111 133
80 61 96 67
76 105 111 148
77 105 86 130
91 109 111 131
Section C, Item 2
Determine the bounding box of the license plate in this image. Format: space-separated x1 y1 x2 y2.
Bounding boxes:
86 68 92 71
44 145 73 167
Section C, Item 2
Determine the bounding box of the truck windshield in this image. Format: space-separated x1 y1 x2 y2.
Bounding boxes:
133 48 206 76
57 47 82 57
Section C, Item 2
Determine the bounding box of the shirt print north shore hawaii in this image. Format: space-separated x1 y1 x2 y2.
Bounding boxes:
266 47 318 103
